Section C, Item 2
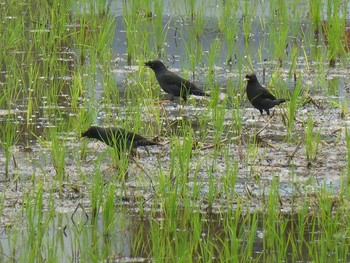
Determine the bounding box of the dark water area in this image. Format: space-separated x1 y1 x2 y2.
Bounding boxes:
0 209 328 262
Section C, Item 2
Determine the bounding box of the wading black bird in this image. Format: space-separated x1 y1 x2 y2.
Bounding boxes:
245 73 286 115
81 126 160 155
145 60 210 102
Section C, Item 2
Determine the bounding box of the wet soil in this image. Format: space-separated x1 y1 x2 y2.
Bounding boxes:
0 89 348 228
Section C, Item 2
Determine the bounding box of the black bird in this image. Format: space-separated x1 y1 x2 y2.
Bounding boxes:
81 126 160 154
245 73 286 115
145 60 209 102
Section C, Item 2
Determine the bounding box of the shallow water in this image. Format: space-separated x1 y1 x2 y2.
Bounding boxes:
1 0 350 261
0 209 330 262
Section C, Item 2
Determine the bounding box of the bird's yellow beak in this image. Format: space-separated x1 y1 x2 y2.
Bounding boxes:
244 78 249 81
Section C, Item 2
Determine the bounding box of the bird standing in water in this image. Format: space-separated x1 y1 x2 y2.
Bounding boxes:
145 60 210 102
81 126 160 155
245 73 286 115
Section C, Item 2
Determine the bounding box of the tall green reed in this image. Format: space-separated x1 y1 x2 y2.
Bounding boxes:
123 1 142 65
47 126 67 197
153 0 165 57
287 75 303 139
325 0 346 67
0 117 20 177
241 0 255 45
309 0 323 36
304 114 321 161
345 129 350 183
268 0 289 66
218 0 239 65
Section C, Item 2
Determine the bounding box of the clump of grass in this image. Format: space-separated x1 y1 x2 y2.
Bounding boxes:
222 150 239 199
309 0 323 37
210 96 227 150
304 114 321 161
48 126 67 198
287 74 303 139
206 37 220 73
169 126 193 182
89 164 104 223
218 0 239 66
241 0 255 44
152 0 165 57
102 183 117 234
23 183 57 261
345 129 350 183
268 0 289 66
324 0 347 67
0 117 20 177
289 39 300 79
122 1 142 65
183 36 204 79
340 99 347 119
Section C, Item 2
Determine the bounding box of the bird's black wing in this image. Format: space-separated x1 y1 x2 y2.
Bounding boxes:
184 79 207 95
259 87 277 100
174 75 207 96
123 129 159 146
162 71 189 88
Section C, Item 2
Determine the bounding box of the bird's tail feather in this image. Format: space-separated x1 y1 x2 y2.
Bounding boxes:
274 99 286 105
192 90 210 97
135 139 160 147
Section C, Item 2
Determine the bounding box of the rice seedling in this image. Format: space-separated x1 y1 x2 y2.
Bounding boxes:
0 117 20 177
153 0 165 57
268 0 289 66
287 74 303 139
218 0 239 65
309 0 323 36
122 1 142 65
304 115 321 161
324 0 347 67
240 0 255 44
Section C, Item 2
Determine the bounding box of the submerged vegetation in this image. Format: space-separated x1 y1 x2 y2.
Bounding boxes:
0 0 350 261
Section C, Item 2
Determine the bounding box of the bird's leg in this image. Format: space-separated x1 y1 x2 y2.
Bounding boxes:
257 115 275 135
160 100 171 106
270 109 276 118
144 146 151 156
130 148 137 157
103 164 118 175
158 94 173 106
132 156 156 192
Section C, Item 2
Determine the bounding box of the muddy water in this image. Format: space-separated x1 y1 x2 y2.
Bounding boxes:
1 1 350 261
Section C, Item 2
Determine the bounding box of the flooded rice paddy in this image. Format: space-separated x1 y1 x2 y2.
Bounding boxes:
1 0 350 262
